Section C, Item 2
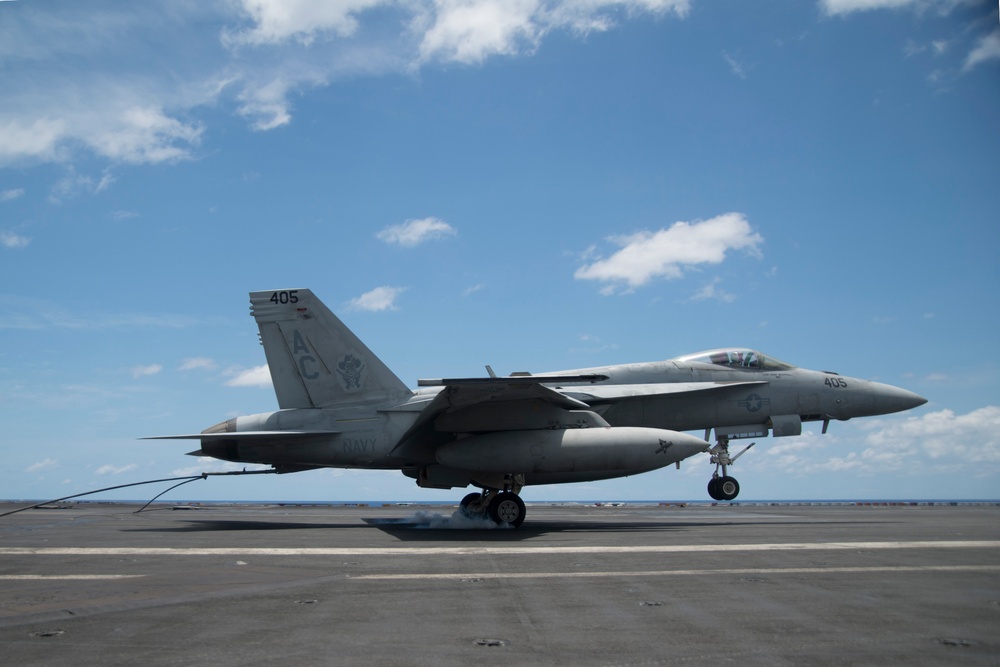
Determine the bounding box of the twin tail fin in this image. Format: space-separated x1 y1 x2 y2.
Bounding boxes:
250 289 411 409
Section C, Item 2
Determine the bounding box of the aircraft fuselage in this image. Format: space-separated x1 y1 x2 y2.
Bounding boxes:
154 290 927 523
545 357 925 436
196 354 925 477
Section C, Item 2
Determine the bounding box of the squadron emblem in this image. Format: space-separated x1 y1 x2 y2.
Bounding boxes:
336 354 366 391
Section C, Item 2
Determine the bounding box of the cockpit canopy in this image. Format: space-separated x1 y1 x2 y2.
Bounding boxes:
672 348 795 371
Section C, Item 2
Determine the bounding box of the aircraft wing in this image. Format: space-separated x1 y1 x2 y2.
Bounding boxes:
400 376 763 437
393 374 610 452
143 431 342 461
416 374 607 410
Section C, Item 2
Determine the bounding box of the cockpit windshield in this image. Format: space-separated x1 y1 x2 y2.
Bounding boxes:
672 348 795 371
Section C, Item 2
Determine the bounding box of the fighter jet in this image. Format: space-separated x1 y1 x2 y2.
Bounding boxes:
150 289 926 526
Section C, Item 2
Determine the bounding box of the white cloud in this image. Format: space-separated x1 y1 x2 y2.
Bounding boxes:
1 103 202 169
222 0 698 58
690 277 736 303
574 213 763 294
0 118 67 164
224 364 273 387
131 364 163 379
48 168 116 203
0 1 689 167
9 0 985 182
414 0 689 65
179 357 217 372
415 0 545 65
27 458 58 473
0 6 217 168
235 76 299 131
818 0 922 16
1 231 30 248
759 407 1000 479
963 30 1000 72
88 106 203 164
223 0 383 47
1 188 24 201
95 463 139 475
722 51 747 79
863 406 1000 465
377 217 456 247
347 285 406 311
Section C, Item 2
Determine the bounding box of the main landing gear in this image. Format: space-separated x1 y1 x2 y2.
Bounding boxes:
460 474 526 527
707 437 754 502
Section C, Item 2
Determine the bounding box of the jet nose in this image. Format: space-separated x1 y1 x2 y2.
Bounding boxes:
870 382 927 415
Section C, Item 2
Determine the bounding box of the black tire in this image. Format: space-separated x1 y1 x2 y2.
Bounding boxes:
707 478 721 501
460 492 484 517
487 492 526 527
718 476 740 501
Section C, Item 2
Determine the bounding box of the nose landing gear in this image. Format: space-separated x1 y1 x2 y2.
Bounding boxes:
707 437 754 502
708 474 740 501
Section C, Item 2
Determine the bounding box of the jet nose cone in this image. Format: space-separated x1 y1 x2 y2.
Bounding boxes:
870 382 927 415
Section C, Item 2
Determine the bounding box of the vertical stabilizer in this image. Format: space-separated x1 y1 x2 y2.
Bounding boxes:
249 289 412 409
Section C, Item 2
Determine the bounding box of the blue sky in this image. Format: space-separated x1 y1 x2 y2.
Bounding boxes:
2 0 998 503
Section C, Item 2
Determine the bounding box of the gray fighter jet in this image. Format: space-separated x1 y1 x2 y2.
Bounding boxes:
150 289 926 526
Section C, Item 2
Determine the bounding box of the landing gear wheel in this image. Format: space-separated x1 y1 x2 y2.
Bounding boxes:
707 436 751 501
460 492 485 517
488 492 526 527
717 476 740 501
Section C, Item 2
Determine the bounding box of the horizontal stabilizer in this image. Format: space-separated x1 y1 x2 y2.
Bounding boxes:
142 431 340 440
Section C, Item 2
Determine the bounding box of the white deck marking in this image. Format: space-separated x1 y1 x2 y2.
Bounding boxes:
351 565 1000 581
0 574 146 580
0 540 997 557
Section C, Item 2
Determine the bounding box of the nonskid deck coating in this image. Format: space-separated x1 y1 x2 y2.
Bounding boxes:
1 502 998 666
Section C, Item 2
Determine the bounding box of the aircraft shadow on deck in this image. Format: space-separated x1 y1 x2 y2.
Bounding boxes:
124 519 366 533
360 513 888 541
120 509 889 539
365 519 699 541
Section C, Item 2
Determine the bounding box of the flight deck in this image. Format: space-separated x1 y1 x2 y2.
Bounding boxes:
1 502 997 665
